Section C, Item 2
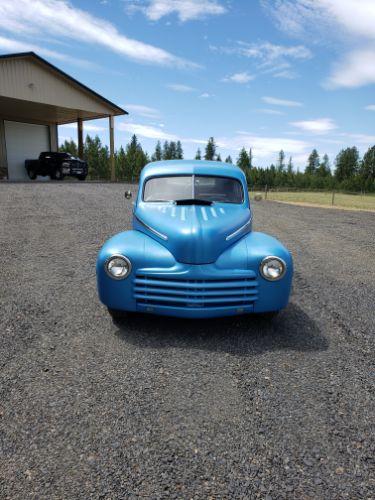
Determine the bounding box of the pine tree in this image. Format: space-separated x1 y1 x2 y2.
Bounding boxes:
216 153 222 162
287 156 293 174
335 147 359 182
204 137 216 161
162 141 170 160
249 148 253 168
176 141 184 160
125 134 148 182
317 154 331 177
360 145 375 189
151 141 162 162
277 150 285 172
225 155 233 164
237 148 250 171
116 145 126 180
195 148 202 160
168 141 177 159
306 149 320 175
59 139 78 156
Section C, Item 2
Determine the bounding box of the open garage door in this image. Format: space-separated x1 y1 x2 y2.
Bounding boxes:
5 121 50 181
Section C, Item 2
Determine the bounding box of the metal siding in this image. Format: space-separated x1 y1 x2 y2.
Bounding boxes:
0 58 111 114
0 119 7 179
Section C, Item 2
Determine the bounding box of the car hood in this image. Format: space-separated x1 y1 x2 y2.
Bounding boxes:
134 202 251 264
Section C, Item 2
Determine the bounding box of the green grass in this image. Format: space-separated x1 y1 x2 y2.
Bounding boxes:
250 190 375 211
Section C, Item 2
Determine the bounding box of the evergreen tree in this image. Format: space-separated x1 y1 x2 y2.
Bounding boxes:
59 139 78 156
168 141 177 159
306 149 320 175
277 150 286 172
195 148 202 160
125 134 148 182
359 145 375 189
317 154 331 177
204 137 216 161
249 148 253 168
162 141 170 160
176 141 184 160
287 156 293 174
84 135 109 180
151 141 162 162
237 148 250 171
216 153 222 162
115 145 126 180
225 155 233 164
335 147 359 182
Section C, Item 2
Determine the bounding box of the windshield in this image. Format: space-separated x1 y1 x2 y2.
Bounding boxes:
143 175 244 204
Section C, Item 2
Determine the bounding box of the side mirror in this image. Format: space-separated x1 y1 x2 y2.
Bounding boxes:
124 190 132 200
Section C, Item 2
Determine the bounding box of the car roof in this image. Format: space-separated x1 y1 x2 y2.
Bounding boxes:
141 160 246 182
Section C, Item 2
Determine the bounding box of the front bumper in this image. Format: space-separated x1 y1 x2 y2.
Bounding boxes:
97 230 293 319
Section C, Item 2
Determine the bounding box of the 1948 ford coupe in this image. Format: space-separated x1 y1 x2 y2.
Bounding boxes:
97 160 293 320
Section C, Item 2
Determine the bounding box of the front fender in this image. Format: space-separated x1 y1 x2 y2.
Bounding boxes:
96 230 176 310
243 231 293 312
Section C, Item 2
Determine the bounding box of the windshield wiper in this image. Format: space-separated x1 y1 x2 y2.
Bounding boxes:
174 198 213 206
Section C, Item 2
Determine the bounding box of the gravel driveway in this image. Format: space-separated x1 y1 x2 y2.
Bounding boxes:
0 183 374 499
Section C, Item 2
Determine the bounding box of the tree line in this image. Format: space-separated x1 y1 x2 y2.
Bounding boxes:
60 135 375 192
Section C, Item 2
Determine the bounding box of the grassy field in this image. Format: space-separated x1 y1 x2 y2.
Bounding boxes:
250 190 375 211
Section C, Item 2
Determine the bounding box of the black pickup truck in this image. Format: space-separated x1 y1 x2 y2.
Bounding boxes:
25 152 88 181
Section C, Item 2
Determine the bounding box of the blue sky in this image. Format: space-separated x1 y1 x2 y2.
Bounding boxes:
0 0 375 168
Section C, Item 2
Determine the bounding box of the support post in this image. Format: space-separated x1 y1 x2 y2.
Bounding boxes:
109 115 115 182
77 118 83 159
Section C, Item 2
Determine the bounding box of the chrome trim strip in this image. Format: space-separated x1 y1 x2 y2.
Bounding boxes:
259 256 287 281
135 215 168 241
105 254 132 280
225 215 252 241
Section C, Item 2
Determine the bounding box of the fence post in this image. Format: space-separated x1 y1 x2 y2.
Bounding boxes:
331 190 335 206
265 184 268 200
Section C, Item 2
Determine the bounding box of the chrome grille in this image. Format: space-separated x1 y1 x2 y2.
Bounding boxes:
134 274 258 309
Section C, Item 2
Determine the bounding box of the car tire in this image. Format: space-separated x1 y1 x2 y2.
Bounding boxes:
77 175 87 181
28 169 37 180
51 168 63 181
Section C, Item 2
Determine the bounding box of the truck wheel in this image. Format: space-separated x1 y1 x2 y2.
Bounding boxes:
77 175 87 181
28 169 37 180
51 168 63 181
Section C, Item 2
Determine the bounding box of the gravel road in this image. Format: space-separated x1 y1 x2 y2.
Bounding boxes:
0 183 374 499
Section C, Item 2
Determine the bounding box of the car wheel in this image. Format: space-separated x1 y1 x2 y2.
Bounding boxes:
52 168 63 181
77 175 87 181
28 169 37 180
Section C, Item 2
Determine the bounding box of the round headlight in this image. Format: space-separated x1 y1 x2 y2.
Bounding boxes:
260 256 286 281
105 255 131 280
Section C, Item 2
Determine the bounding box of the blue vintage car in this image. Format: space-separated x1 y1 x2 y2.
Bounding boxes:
97 160 293 320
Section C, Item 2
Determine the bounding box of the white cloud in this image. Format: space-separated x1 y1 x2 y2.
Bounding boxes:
199 92 214 98
263 0 375 88
167 83 197 92
290 118 337 134
262 96 303 107
211 40 311 78
223 72 255 84
0 35 98 69
339 132 375 144
325 48 375 88
119 122 179 141
365 104 375 111
126 0 226 22
0 0 197 68
125 104 160 119
217 132 311 159
258 108 285 115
